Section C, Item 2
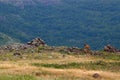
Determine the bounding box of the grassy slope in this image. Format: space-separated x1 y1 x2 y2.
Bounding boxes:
0 50 120 80
0 33 18 45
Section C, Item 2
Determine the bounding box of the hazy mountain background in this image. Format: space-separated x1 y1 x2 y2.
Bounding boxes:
0 0 120 49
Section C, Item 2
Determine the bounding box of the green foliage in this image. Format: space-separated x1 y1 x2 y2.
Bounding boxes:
0 0 120 49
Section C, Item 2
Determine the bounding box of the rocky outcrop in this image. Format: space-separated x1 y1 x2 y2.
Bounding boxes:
27 38 46 47
2 43 28 51
66 47 83 54
104 44 120 53
0 38 46 51
58 47 83 54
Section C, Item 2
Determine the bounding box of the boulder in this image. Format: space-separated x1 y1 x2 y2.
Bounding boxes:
13 52 21 56
92 73 101 78
66 47 83 54
104 44 119 53
27 38 46 47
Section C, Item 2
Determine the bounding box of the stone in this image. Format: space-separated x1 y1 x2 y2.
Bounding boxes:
27 38 46 47
91 51 102 56
13 52 21 56
65 47 83 54
104 44 119 53
92 73 100 78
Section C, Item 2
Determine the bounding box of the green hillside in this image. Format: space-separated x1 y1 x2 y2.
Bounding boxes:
0 0 120 49
0 33 18 45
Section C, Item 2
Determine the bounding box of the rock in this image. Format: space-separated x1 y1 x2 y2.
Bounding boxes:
35 72 41 76
3 43 29 51
66 47 83 54
104 44 119 53
0 38 46 51
27 38 46 47
13 52 21 56
91 51 102 56
62 54 66 58
92 73 100 78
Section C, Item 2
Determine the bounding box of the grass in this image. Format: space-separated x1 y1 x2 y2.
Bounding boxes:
0 50 120 80
0 75 36 80
99 52 120 61
32 61 120 72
